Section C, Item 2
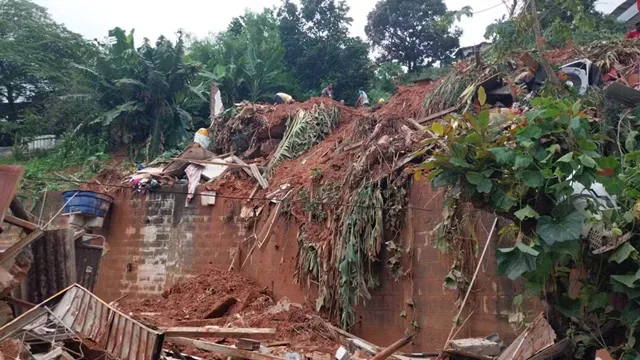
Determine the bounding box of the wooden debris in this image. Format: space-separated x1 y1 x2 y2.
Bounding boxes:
249 164 268 189
163 327 276 340
520 52 539 72
329 325 413 360
370 334 414 360
527 338 574 360
449 338 500 357
605 82 640 107
2 296 36 309
0 230 44 265
237 338 261 351
0 167 25 225
168 337 287 360
417 106 459 124
3 215 38 231
443 349 495 360
344 140 364 152
497 313 556 360
265 341 290 348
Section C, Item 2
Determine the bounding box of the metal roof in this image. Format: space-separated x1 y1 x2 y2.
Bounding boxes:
0 284 164 360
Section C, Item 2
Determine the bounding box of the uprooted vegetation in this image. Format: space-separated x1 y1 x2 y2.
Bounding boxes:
199 38 640 358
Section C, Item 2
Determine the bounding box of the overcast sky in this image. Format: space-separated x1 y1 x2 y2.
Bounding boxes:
35 0 623 48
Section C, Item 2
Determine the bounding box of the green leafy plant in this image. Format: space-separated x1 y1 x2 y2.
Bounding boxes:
417 93 640 357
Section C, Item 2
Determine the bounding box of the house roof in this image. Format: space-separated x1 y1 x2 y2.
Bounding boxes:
610 0 640 25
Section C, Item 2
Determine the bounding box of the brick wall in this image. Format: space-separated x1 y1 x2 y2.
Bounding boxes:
88 182 526 351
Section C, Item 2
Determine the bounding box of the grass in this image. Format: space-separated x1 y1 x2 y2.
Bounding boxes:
1 135 110 194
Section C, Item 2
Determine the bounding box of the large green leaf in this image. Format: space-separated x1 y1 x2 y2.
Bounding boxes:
536 211 583 245
514 153 533 169
515 205 540 220
515 170 544 187
609 242 638 264
612 269 640 288
497 243 539 280
489 147 516 166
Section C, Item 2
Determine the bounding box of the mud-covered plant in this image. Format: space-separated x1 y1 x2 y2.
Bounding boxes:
294 230 321 287
266 104 339 176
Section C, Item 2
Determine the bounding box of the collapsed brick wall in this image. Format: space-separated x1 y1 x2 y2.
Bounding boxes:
91 182 522 350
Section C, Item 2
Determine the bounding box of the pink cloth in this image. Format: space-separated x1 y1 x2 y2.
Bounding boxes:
185 164 204 206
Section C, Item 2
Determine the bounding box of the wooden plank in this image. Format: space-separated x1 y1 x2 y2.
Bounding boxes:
416 106 459 124
527 338 574 360
605 82 640 107
405 119 426 133
237 338 261 351
344 141 364 152
163 327 276 340
168 337 287 360
0 230 43 265
497 313 556 360
172 158 264 170
328 325 414 360
249 164 268 189
0 166 24 225
3 215 38 231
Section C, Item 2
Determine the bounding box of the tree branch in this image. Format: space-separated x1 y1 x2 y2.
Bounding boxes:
530 0 566 94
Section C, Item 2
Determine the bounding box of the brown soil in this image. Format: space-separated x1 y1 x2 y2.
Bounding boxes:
376 81 439 119
0 339 22 359
123 269 340 358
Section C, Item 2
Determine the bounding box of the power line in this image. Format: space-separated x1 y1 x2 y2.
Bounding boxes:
473 2 507 14
12 174 441 215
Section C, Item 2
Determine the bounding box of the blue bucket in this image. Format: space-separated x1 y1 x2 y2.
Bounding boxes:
62 190 114 218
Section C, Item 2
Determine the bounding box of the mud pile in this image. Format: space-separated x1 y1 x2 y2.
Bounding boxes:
123 269 340 358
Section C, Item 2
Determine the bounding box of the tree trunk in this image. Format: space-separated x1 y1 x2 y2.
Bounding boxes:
6 84 17 122
530 0 566 94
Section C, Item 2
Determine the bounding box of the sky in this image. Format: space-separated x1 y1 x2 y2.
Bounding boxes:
35 0 624 48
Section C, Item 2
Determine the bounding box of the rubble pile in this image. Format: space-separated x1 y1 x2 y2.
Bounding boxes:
123 269 341 357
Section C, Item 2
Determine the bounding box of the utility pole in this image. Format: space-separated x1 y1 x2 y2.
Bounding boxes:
530 0 566 94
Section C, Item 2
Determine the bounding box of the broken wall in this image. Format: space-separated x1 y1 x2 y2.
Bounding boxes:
85 182 522 350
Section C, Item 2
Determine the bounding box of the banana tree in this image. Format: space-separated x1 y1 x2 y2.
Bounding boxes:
72 28 203 160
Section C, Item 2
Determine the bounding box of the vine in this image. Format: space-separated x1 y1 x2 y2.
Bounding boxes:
415 92 640 358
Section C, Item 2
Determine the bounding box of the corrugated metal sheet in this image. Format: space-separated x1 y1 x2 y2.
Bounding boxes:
75 244 103 292
26 230 105 303
0 284 164 360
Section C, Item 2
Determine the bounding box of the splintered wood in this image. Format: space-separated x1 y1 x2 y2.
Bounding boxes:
497 313 556 360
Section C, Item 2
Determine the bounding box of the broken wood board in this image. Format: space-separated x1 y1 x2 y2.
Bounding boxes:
3 215 38 231
330 325 416 360
249 164 268 189
0 230 44 265
417 106 459 124
527 338 574 360
497 313 556 360
237 338 261 351
162 327 276 340
168 337 286 360
0 166 24 225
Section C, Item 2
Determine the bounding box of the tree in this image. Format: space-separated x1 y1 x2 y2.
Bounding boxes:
0 0 87 122
365 0 467 72
75 28 203 160
278 0 374 103
189 9 294 105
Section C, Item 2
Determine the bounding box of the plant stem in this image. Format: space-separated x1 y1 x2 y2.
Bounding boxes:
530 0 566 95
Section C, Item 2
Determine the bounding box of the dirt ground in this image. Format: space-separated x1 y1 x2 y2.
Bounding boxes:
123 269 341 358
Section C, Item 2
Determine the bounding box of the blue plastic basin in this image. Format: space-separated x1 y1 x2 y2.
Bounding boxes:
62 190 114 217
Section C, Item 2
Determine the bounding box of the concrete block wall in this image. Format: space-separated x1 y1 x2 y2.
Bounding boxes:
92 182 525 351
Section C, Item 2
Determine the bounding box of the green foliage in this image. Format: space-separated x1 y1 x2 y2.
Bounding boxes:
267 104 340 176
365 0 468 72
278 0 374 103
74 28 201 160
190 9 294 106
419 95 640 356
1 135 109 193
485 0 625 56
0 0 88 122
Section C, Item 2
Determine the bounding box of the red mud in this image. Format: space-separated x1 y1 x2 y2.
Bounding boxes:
376 81 439 119
123 269 340 358
0 339 22 359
